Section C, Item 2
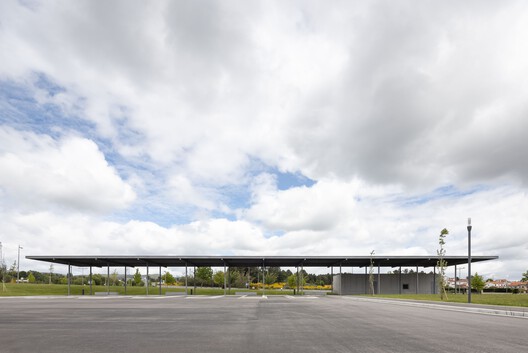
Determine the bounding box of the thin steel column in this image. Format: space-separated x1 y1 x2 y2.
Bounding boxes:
89 266 92 295
454 265 457 294
185 263 188 295
228 266 231 295
416 266 419 294
193 266 197 295
262 260 265 297
67 264 71 296
159 266 162 295
330 266 333 293
365 266 368 294
303 265 306 295
468 218 472 303
377 264 380 294
296 266 299 294
146 264 149 296
399 266 402 294
433 266 436 294
124 266 127 295
107 264 110 294
223 263 226 295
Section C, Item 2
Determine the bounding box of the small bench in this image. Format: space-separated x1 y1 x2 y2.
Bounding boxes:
165 292 186 296
235 292 257 296
94 292 119 296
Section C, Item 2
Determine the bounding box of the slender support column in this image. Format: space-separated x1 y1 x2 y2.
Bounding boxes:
416 266 419 294
185 263 188 295
296 266 299 294
455 265 457 294
228 266 231 295
124 266 127 295
67 264 71 296
330 266 333 293
193 266 197 295
159 266 162 295
107 264 110 295
89 266 93 295
223 263 227 296
433 266 436 294
146 264 149 296
377 264 380 294
262 260 265 297
301 264 304 295
399 266 402 294
468 218 472 303
365 266 368 294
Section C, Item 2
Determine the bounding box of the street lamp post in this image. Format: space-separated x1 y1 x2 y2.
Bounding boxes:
467 218 472 303
17 245 23 284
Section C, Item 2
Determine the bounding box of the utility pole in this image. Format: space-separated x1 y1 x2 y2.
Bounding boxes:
467 218 472 303
17 245 23 284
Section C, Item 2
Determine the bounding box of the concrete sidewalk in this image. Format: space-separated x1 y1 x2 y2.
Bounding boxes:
337 295 528 319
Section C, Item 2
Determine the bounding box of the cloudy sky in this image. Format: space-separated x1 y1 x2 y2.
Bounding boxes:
1 0 527 279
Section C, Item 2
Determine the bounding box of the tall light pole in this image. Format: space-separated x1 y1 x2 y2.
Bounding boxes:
17 245 23 284
467 218 472 303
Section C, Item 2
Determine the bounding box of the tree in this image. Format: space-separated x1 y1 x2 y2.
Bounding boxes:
195 267 213 287
286 273 305 289
264 271 277 285
471 273 485 293
111 270 119 286
369 250 375 295
287 274 297 289
522 270 528 282
134 269 142 286
163 271 176 285
437 228 449 300
28 272 36 283
213 271 225 288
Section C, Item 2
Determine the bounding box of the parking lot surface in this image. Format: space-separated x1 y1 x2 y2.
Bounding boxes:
0 295 526 353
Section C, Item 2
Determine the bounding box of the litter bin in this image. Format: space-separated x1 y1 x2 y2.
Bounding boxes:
82 289 85 295
190 289 193 295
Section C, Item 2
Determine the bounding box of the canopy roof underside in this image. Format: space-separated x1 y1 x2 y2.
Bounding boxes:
26 255 498 269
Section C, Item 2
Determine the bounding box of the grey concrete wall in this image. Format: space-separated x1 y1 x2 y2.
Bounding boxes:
332 273 439 295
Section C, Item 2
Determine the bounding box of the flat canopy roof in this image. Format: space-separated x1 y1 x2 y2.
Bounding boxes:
26 255 498 268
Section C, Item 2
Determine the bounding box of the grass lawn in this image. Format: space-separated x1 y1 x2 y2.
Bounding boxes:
0 283 295 296
365 293 528 307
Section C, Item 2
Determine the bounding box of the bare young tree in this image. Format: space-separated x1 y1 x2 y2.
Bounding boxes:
437 228 449 300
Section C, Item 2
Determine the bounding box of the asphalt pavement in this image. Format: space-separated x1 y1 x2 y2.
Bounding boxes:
0 295 526 353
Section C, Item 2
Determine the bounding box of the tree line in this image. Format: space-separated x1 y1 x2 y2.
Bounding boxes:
1 263 333 287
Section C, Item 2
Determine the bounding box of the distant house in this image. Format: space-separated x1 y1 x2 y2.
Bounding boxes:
447 277 468 289
485 279 510 289
509 281 528 292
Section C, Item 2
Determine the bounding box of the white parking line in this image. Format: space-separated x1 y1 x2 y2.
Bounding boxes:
186 295 224 299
